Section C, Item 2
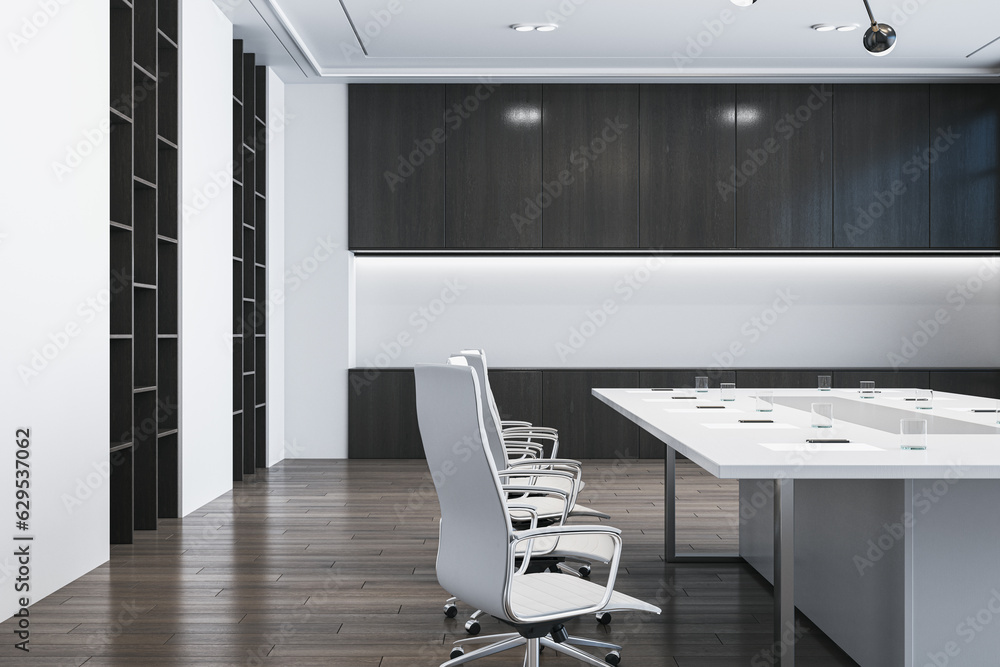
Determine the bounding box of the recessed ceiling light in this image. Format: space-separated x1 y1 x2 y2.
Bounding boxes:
837 24 859 32
811 24 837 32
730 0 757 6
510 24 558 32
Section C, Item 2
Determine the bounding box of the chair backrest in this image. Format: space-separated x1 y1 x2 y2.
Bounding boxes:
455 351 510 469
459 349 505 422
413 362 512 620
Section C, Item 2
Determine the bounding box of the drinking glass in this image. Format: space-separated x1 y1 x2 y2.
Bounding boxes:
811 403 833 428
900 419 928 450
721 382 736 402
860 381 876 398
818 375 832 391
914 389 933 410
695 376 709 393
756 390 774 412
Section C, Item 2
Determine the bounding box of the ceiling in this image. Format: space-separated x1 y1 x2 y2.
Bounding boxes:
213 0 1000 83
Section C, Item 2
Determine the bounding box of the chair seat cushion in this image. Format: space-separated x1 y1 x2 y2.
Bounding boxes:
509 572 661 620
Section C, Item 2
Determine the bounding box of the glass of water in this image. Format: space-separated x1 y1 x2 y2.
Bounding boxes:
860 381 876 398
818 375 832 391
756 390 774 413
695 376 709 393
914 389 933 410
721 382 736 402
900 419 928 450
811 403 833 428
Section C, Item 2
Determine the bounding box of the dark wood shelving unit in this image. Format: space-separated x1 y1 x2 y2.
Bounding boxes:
233 40 268 480
109 0 180 544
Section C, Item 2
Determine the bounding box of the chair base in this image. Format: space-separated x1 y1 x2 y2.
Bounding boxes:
443 631 621 666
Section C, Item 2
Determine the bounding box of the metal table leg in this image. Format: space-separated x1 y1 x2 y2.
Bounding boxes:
664 444 740 563
774 477 795 667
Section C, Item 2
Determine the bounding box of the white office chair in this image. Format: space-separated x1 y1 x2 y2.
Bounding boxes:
414 362 660 666
443 356 609 633
458 349 560 459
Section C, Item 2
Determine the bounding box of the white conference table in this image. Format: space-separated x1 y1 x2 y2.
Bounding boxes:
593 387 1000 667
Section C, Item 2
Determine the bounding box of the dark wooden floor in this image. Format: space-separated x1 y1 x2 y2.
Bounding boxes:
0 459 858 666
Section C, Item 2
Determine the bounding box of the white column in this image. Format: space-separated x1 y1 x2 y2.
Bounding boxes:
0 0 110 620
284 84 352 459
178 0 234 514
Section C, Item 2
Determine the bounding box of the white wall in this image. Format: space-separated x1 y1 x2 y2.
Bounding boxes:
355 255 1000 370
179 0 234 515
0 0 110 620
284 84 352 458
266 69 286 466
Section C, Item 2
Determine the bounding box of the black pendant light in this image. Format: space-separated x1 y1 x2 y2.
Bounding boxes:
861 0 897 55
733 0 897 56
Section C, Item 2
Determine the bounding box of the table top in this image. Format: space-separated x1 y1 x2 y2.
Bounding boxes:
593 387 1000 479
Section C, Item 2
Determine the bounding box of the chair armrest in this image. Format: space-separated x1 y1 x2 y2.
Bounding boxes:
502 485 570 524
499 468 580 506
501 420 533 428
498 469 575 486
513 524 621 540
505 439 555 460
505 504 539 574
500 469 578 501
504 425 557 433
505 526 624 624
503 463 582 505
504 443 543 458
506 458 582 470
503 428 558 440
503 431 559 458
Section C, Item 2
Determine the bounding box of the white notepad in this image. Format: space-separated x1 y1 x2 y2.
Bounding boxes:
758 442 882 452
702 423 798 430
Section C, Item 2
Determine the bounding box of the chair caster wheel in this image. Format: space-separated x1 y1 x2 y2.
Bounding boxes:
596 612 612 625
579 565 592 577
450 647 465 660
444 603 458 618
465 619 481 635
605 650 621 665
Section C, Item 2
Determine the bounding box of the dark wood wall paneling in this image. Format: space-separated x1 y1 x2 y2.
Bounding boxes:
348 369 422 459
542 85 639 248
348 83 1000 250
348 85 446 248
929 85 1000 248
347 368 999 459
445 84 542 248
640 85 736 248
834 85 930 248
541 371 640 459
735 84 834 248
487 370 544 427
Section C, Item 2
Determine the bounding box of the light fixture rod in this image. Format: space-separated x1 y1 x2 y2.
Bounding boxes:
861 0 877 26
